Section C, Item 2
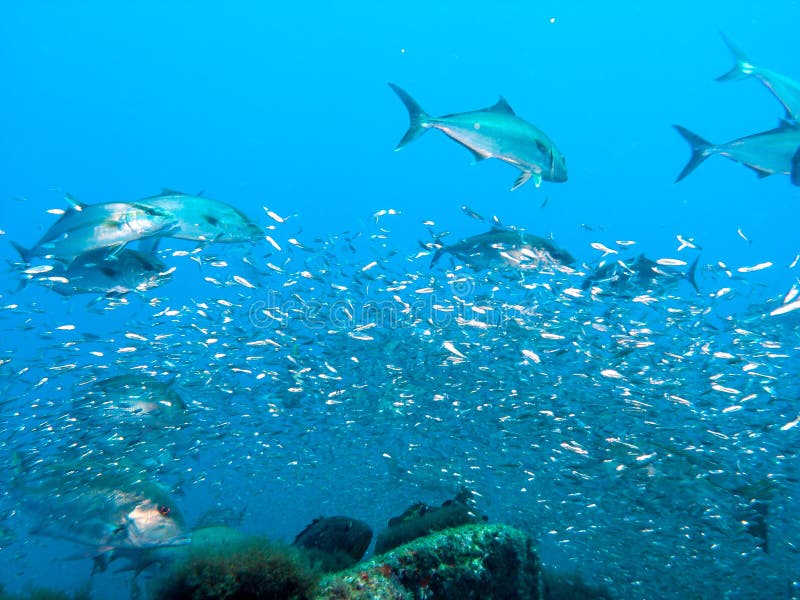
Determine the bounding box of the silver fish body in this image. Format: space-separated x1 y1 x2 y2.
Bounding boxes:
74 373 187 426
717 32 800 122
430 227 574 270
673 123 800 184
582 254 700 293
12 199 176 264
16 459 189 552
25 248 171 297
389 83 567 190
136 190 262 244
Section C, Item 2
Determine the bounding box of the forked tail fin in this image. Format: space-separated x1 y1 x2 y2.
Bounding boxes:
388 83 432 149
716 32 756 82
673 125 715 182
685 255 700 293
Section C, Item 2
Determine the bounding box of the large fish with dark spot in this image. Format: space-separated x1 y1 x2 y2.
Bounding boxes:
18 247 171 297
389 83 567 190
673 123 800 184
11 196 177 265
430 226 574 271
717 32 800 122
136 190 262 244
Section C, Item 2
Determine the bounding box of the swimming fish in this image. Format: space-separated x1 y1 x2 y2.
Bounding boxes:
389 83 567 190
293 515 372 570
430 226 575 270
582 254 700 293
73 373 187 427
15 455 189 556
18 247 171 297
11 196 177 265
673 123 800 185
717 32 800 123
136 190 263 244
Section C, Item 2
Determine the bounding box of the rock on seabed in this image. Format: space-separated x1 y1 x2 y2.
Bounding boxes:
315 524 541 600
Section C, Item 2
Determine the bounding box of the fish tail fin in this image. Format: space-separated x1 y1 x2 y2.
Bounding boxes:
716 32 755 82
685 255 700 293
10 241 33 263
429 247 446 267
388 83 431 149
673 125 715 182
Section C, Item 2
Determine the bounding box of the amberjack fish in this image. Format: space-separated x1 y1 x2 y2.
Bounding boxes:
673 123 800 185
11 196 176 265
18 247 171 297
717 32 800 123
582 254 700 293
389 83 567 190
136 190 262 244
430 226 574 270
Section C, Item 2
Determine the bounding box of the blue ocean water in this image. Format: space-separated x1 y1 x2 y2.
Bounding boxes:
1 1 799 598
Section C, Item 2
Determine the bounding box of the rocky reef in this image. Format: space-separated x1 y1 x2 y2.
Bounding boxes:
316 523 540 599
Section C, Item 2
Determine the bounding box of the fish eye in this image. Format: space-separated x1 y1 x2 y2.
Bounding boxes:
204 215 220 226
535 140 548 154
158 505 171 516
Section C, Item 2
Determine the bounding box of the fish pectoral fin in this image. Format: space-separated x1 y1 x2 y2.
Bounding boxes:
744 165 772 179
468 147 489 164
510 171 531 191
510 171 541 191
139 236 162 256
106 244 127 260
792 147 800 186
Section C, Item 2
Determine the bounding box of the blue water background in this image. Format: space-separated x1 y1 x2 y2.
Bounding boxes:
0 1 798 598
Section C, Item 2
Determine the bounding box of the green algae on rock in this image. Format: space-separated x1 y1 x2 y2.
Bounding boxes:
315 524 540 600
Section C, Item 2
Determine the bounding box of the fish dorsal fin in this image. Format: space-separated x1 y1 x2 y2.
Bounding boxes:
488 96 515 114
64 193 88 211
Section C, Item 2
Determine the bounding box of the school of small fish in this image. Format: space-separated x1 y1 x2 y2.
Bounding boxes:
0 34 799 600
